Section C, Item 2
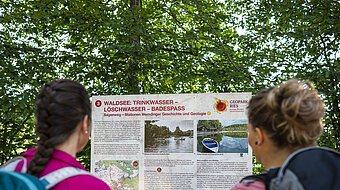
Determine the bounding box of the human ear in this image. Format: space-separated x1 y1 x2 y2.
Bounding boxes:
254 127 264 145
80 115 90 134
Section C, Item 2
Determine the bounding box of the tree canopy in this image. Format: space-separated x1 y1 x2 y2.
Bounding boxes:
1 0 339 170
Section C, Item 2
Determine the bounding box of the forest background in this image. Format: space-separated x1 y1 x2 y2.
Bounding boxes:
0 0 339 173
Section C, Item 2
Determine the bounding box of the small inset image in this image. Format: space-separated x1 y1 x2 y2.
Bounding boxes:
94 160 139 190
197 119 248 153
144 120 194 153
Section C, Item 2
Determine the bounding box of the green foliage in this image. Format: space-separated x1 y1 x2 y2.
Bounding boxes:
233 0 339 152
76 140 91 170
252 155 265 174
222 132 247 138
197 120 223 130
223 124 247 131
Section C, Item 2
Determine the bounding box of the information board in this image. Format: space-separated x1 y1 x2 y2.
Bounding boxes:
91 93 252 190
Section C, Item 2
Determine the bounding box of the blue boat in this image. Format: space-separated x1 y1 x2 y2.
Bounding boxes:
202 138 219 153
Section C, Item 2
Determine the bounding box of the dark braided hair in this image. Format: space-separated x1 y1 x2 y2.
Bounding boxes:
27 79 91 176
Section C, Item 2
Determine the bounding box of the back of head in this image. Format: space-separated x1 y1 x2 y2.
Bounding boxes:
27 79 91 176
247 79 325 149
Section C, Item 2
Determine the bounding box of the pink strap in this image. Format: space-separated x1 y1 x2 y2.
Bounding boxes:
231 181 265 190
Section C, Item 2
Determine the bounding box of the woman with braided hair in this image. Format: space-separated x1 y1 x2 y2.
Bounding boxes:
14 79 110 189
231 79 340 190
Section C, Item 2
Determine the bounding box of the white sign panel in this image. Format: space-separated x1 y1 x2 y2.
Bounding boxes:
91 93 252 190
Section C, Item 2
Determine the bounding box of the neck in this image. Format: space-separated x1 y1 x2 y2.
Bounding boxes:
54 132 79 157
262 147 293 170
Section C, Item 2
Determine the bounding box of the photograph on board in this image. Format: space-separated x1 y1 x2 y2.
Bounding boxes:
144 120 194 153
197 119 248 153
94 160 139 190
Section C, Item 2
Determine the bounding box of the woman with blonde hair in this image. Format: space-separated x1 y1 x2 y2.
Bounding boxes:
232 79 340 190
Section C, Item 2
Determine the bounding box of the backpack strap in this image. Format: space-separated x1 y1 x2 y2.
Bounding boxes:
40 167 91 189
277 146 340 178
1 157 93 190
240 168 279 190
271 147 316 189
272 146 340 190
0 156 27 173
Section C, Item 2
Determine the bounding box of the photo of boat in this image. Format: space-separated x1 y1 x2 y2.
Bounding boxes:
197 120 248 153
201 138 219 153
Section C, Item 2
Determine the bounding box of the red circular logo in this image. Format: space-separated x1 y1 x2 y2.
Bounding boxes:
95 100 102 107
216 101 227 112
133 161 138 167
214 98 228 113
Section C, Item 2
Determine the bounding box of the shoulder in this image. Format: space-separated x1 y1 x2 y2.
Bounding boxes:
53 174 110 190
279 147 340 189
230 174 267 190
231 180 265 190
283 146 340 178
231 168 279 190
